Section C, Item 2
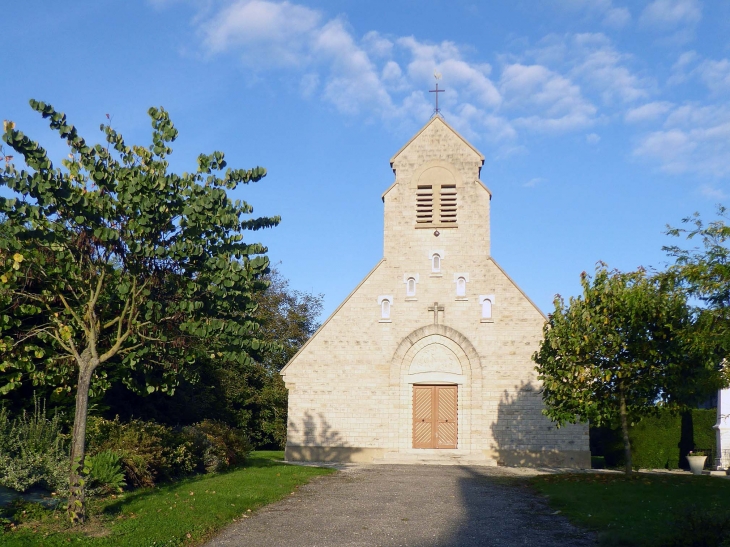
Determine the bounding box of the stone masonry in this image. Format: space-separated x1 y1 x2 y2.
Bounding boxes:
280 117 589 467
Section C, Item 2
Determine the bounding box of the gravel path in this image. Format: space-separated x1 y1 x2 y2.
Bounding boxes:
205 464 595 547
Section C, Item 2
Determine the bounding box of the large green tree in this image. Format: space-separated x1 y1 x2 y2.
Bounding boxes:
533 265 723 474
98 267 323 448
0 101 279 520
664 206 730 368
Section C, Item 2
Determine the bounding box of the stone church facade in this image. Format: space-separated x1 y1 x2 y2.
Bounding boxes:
281 117 589 467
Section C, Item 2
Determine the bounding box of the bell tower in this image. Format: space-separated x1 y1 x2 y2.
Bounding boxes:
382 116 490 264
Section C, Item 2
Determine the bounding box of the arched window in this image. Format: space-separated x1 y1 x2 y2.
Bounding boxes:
378 295 393 321
481 298 492 319
479 295 495 320
407 277 417 297
456 277 466 297
432 254 441 272
381 299 391 319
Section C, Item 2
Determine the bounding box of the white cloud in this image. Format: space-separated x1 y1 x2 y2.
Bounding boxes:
397 37 502 108
528 33 651 106
499 63 597 131
668 50 699 84
697 58 730 93
311 19 395 116
551 0 631 28
700 184 727 200
639 0 701 29
603 7 631 28
199 0 321 65
191 0 730 177
362 31 393 58
625 101 674 122
633 104 730 177
639 0 702 44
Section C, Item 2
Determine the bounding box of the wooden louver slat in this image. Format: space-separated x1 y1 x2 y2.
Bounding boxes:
439 184 457 224
416 185 433 224
415 183 457 226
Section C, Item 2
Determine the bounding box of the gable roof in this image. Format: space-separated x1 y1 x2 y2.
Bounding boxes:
280 258 386 375
487 257 547 320
389 116 485 167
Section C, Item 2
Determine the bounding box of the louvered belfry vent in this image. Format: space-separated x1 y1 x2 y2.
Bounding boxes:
416 185 434 224
439 184 457 224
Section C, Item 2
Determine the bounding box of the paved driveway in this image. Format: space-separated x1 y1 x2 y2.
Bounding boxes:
205 464 595 547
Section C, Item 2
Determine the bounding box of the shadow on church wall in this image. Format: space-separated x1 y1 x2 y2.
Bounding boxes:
489 381 589 469
285 411 365 462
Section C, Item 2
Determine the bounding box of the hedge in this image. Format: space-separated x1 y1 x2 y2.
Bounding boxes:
590 409 717 470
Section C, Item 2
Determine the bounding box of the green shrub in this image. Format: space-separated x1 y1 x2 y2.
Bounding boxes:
590 409 718 470
0 401 68 493
86 416 195 487
629 411 682 470
86 450 126 494
182 420 251 473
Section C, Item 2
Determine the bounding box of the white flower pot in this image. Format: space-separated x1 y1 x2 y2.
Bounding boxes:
687 455 707 475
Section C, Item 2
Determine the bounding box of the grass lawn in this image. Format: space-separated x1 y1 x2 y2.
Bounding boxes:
0 451 334 546
530 472 730 546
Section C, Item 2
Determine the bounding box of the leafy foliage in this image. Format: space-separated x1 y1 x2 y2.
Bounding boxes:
182 420 251 473
86 416 250 487
86 416 195 488
593 409 717 470
533 265 724 473
665 206 730 377
0 400 68 493
86 450 126 495
96 268 322 448
0 101 279 519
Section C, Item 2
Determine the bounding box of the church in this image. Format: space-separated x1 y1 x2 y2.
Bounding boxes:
280 115 589 467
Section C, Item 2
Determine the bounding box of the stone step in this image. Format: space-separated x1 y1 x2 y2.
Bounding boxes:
373 450 498 466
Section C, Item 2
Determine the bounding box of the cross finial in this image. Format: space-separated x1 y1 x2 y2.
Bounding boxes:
428 302 445 324
430 71 444 116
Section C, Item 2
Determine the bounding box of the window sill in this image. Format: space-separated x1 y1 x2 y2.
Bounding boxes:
405 297 418 302
379 319 392 323
480 318 494 323
430 273 443 278
455 297 469 301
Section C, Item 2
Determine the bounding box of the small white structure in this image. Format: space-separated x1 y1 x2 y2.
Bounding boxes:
715 387 730 470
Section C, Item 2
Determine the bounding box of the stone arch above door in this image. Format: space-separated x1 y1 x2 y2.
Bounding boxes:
390 324 482 386
390 324 481 451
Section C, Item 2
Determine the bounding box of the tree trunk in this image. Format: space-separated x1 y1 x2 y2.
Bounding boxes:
67 353 96 523
619 386 633 475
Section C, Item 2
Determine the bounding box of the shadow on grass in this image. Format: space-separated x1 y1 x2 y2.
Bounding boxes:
101 450 285 516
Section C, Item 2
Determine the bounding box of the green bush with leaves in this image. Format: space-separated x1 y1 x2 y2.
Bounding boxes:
86 416 194 487
0 401 68 493
592 408 718 469
86 450 126 495
182 419 251 473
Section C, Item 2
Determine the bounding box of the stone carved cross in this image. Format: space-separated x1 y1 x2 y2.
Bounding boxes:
428 302 445 324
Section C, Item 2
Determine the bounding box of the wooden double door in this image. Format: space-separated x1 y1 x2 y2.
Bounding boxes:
412 385 458 449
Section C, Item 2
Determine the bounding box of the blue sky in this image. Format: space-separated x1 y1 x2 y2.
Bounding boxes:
3 0 730 318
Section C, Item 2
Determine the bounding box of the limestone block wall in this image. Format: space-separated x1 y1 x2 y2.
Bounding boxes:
282 116 589 467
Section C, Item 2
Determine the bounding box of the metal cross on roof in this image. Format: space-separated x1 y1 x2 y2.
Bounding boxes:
430 72 444 115
428 302 445 325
